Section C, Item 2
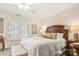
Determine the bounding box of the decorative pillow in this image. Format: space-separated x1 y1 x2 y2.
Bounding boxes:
41 33 51 39
42 33 57 39
56 33 64 39
51 33 57 39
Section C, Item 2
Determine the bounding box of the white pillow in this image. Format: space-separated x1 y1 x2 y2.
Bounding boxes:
57 33 64 39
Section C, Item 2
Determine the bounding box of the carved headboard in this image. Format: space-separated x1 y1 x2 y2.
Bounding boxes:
46 25 68 41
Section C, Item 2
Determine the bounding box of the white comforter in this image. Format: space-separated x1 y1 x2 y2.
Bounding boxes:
21 37 66 56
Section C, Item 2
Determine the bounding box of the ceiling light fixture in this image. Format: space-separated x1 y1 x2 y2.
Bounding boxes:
18 3 31 11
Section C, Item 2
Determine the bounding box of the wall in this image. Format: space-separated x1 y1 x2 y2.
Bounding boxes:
45 4 79 25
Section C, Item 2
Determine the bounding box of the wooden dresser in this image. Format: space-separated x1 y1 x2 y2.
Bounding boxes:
0 36 5 50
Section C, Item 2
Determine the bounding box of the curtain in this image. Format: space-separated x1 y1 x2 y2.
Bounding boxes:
4 18 27 40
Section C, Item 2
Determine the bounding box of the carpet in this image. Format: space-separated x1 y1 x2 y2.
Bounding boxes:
0 48 11 56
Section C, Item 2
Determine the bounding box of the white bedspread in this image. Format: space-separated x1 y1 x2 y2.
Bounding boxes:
21 37 66 56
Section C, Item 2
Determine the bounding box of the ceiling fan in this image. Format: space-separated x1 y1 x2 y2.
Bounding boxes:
18 3 31 11
15 3 36 16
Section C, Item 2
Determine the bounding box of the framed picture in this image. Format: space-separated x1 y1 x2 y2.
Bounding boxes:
32 24 38 34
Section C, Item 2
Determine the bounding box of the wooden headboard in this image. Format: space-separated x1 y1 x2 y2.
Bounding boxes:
46 25 68 41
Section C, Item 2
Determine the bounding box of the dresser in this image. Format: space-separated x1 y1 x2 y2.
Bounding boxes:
0 36 5 50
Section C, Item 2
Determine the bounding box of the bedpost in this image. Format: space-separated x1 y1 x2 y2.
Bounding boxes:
64 29 68 41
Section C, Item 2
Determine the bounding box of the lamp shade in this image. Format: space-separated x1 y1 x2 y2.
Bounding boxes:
71 25 79 32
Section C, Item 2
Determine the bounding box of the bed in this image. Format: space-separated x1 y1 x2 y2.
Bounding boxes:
20 25 68 56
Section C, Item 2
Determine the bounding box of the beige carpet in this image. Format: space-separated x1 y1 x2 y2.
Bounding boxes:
0 48 11 56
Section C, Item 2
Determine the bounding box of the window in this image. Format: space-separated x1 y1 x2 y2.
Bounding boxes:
5 19 20 40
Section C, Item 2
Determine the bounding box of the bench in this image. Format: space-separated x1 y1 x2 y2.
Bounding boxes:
11 45 28 56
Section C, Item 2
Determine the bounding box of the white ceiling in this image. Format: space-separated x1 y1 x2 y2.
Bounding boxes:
0 3 78 20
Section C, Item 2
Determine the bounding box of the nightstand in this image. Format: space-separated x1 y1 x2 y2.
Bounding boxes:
67 40 78 49
66 40 78 56
71 43 79 56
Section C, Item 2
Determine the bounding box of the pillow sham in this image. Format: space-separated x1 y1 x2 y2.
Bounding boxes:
56 33 64 39
51 33 57 39
42 33 57 39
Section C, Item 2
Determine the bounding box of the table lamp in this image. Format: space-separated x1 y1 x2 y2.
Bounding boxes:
71 25 79 41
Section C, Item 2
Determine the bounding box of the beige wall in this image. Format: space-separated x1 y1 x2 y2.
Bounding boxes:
28 4 79 37
37 4 79 25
